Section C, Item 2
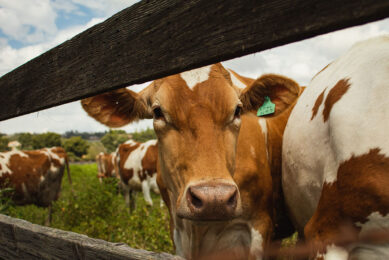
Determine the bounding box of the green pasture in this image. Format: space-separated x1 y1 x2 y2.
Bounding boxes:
4 164 173 253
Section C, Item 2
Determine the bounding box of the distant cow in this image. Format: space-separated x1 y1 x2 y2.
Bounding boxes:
96 152 117 182
116 139 159 210
0 147 72 225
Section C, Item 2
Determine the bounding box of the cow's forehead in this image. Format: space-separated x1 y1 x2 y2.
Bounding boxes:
152 64 246 107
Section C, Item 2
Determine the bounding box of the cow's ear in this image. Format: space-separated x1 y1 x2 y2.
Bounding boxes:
81 88 152 127
240 74 300 117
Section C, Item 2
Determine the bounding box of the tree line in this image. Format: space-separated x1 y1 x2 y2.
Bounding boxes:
0 129 156 161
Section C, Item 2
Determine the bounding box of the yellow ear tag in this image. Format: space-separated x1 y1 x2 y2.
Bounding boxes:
257 96 275 116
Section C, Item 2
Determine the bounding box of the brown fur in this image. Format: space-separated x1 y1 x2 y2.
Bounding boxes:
322 78 350 122
305 148 389 250
311 88 326 120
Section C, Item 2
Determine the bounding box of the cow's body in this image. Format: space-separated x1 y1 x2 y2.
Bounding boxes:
96 152 117 182
82 63 301 259
283 36 389 258
116 139 159 208
0 147 71 224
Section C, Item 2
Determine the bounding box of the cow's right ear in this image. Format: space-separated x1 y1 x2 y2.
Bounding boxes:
240 74 301 117
81 88 152 128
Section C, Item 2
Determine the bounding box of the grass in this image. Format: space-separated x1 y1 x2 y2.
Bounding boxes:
5 164 173 253
3 164 299 258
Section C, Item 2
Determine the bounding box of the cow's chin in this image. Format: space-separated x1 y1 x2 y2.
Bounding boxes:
176 212 241 223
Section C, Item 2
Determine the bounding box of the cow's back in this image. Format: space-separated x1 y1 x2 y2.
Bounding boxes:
283 36 389 252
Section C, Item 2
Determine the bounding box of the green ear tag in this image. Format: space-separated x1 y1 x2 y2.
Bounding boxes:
257 96 275 116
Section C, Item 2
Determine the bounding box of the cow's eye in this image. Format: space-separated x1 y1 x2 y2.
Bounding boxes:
234 105 242 119
153 107 164 120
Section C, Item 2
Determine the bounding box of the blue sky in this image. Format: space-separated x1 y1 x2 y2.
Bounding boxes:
0 1 388 134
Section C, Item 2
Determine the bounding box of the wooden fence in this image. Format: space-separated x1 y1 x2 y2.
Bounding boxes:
0 214 182 260
0 0 388 259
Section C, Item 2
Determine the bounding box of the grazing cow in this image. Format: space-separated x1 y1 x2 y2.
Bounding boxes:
0 147 72 225
116 139 160 209
82 63 302 259
282 35 389 259
96 152 117 182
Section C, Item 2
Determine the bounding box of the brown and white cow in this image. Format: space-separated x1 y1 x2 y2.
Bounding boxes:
82 63 301 259
282 36 389 259
0 147 72 224
116 139 160 209
96 152 117 182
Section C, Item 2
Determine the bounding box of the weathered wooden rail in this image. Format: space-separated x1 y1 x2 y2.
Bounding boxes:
0 214 182 260
0 0 388 121
0 0 388 259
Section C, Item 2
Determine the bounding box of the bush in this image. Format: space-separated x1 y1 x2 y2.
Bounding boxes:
84 141 106 161
63 136 90 158
32 132 62 149
0 186 14 214
100 130 129 153
14 132 34 150
131 128 156 142
0 136 10 152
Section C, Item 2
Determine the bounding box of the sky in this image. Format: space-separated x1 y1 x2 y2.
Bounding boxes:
0 1 388 134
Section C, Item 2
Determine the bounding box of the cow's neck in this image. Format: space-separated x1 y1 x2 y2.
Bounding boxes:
266 101 300 239
173 217 252 260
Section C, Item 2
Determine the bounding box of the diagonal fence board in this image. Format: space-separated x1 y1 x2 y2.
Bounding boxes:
0 0 388 121
0 214 182 260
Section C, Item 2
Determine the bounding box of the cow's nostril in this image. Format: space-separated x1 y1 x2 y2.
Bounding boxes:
227 190 237 207
189 189 203 208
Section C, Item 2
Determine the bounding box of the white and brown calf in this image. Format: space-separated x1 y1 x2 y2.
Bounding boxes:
82 63 302 259
283 35 389 259
116 139 160 209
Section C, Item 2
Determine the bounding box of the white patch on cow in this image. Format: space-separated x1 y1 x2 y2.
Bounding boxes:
40 175 45 182
180 65 212 90
282 36 389 232
111 152 117 176
321 244 348 260
173 228 183 257
228 69 247 89
250 228 264 260
123 139 158 204
356 211 389 235
0 150 28 177
21 182 28 196
173 218 254 259
124 139 137 146
258 118 268 159
250 145 255 157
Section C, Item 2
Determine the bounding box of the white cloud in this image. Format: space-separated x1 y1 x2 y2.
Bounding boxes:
0 17 104 76
0 0 57 43
0 1 387 135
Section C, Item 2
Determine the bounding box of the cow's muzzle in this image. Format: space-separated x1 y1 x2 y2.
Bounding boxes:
177 182 242 221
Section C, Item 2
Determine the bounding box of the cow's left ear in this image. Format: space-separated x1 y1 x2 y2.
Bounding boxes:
240 74 301 117
81 88 152 128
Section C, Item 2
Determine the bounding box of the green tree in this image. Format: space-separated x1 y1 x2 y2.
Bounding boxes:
32 132 61 149
0 136 9 152
131 128 156 142
100 130 129 153
63 136 90 158
16 132 34 150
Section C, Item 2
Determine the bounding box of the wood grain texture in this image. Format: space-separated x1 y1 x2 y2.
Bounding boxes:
0 0 388 120
0 214 182 260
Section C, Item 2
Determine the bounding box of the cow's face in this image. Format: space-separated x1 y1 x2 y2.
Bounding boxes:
82 63 299 223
